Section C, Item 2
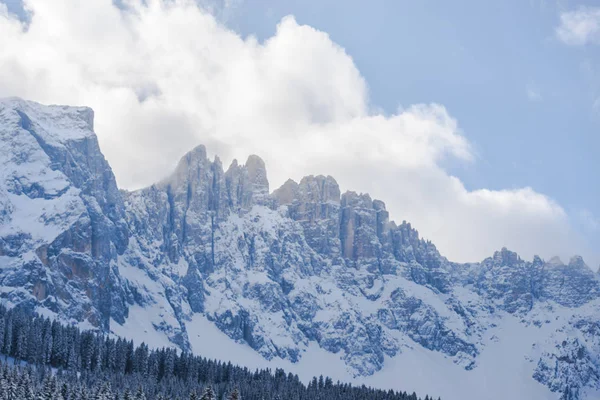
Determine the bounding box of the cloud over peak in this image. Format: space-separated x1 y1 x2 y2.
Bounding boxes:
0 0 595 264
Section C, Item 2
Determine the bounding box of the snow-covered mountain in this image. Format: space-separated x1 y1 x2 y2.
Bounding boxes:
1 98 600 400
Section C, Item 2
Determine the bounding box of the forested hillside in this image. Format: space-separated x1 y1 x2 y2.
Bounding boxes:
0 305 437 400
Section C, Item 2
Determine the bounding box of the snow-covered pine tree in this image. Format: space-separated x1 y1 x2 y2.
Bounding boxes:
0 311 5 352
122 389 133 400
200 385 215 400
134 386 146 400
39 376 57 400
3 315 13 358
227 388 240 400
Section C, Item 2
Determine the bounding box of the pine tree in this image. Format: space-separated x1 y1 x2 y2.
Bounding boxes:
200 386 215 400
38 377 55 400
6 376 19 400
60 382 69 400
227 388 240 400
134 386 146 400
22 385 35 400
41 328 52 366
78 385 89 400
94 382 113 400
0 314 5 353
3 315 13 358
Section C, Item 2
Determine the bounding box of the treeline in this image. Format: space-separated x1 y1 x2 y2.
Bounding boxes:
0 305 439 400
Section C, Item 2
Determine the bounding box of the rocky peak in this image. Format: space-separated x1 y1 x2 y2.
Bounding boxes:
272 179 299 205
244 155 270 206
1 97 95 143
340 191 383 261
165 144 211 189
491 247 521 266
372 199 386 211
0 98 129 330
341 191 373 209
548 256 565 266
274 175 341 207
245 155 268 189
224 159 251 211
543 255 599 308
274 175 342 257
394 221 419 242
390 221 427 260
223 155 271 211
0 98 128 255
298 175 340 204
159 147 272 217
389 221 450 293
569 255 587 269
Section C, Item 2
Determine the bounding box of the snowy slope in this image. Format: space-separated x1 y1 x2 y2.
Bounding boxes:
1 98 600 400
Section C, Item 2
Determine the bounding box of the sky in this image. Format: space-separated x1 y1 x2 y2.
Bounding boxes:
0 0 598 266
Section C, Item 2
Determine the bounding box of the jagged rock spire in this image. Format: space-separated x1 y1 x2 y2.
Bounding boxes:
244 155 270 206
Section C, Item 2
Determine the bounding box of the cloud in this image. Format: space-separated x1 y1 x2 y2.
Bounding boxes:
556 6 600 46
593 97 600 113
526 84 542 101
578 209 600 233
0 0 596 264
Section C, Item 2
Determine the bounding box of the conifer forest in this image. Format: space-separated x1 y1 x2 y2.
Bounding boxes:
0 306 437 400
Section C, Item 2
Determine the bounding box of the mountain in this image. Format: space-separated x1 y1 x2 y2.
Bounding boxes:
1 98 600 400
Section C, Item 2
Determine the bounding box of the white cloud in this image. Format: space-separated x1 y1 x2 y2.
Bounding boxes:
0 0 596 264
526 84 542 101
578 209 600 233
556 6 600 46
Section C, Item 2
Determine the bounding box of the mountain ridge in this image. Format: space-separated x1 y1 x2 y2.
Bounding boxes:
1 98 600 400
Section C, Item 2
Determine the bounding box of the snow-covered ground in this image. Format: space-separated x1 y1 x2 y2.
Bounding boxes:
111 307 559 400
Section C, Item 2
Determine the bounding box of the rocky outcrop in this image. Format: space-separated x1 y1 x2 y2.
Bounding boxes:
0 98 129 329
275 175 341 258
534 338 600 400
456 249 600 314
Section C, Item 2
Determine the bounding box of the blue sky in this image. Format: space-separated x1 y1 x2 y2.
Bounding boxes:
0 0 598 264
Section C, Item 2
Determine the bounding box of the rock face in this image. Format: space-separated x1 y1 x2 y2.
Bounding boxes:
0 98 129 330
2 98 600 399
534 338 600 400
